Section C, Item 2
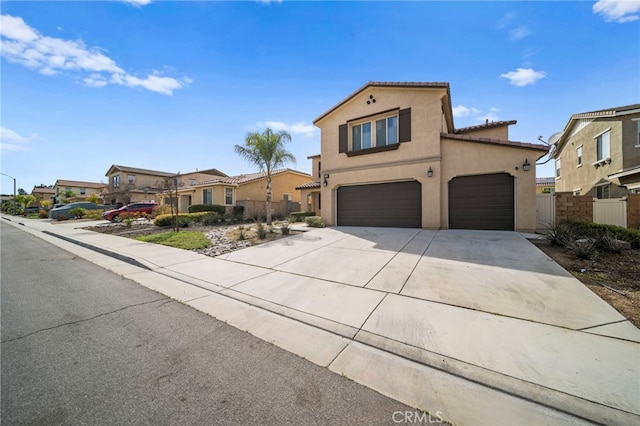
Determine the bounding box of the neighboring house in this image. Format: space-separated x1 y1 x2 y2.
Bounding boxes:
296 154 322 215
52 179 105 204
165 168 312 218
102 165 227 207
308 81 548 231
536 177 555 194
549 104 640 197
31 185 55 204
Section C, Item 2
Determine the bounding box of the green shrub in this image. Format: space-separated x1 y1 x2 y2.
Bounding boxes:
154 212 212 227
84 210 103 220
152 204 173 218
290 211 316 222
564 220 640 249
542 222 574 247
68 207 86 218
280 222 291 235
188 204 225 214
305 216 325 228
232 205 244 218
38 210 49 218
202 212 222 226
256 222 267 239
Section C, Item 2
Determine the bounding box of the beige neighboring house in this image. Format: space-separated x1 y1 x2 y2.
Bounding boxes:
165 168 312 218
296 155 322 215
549 104 640 198
102 165 227 206
31 185 55 204
307 81 548 232
536 177 555 194
53 179 105 204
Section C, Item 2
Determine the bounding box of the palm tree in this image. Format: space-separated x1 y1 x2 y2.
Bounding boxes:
234 128 296 225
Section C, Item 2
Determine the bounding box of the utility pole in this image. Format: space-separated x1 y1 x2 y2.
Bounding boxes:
1 173 17 212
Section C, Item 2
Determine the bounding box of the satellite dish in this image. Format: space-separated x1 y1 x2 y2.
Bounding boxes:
547 131 563 145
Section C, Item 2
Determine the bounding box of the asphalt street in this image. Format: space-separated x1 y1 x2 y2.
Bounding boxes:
0 221 413 425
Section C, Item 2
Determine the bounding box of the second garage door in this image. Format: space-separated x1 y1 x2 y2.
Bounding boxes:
337 181 421 228
449 173 514 230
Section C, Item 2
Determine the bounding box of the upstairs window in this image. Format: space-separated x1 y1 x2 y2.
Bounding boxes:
555 159 561 178
80 188 86 195
596 130 610 161
113 175 120 188
128 175 135 184
189 178 196 186
576 146 583 167
339 108 411 155
635 119 640 147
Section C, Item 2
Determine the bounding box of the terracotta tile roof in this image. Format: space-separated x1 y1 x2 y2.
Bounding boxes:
54 179 105 188
295 180 321 190
307 154 321 159
193 168 311 187
441 133 549 152
455 120 517 134
569 104 640 120
314 81 451 124
32 187 55 194
536 177 556 186
106 164 175 177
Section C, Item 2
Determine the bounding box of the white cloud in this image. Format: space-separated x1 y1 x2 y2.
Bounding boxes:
593 0 640 23
509 25 531 40
120 0 153 6
0 127 37 152
500 68 547 86
0 14 190 95
452 105 481 118
255 121 317 138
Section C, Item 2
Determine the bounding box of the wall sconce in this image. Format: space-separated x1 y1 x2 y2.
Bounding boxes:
323 173 329 187
522 159 531 172
427 167 434 178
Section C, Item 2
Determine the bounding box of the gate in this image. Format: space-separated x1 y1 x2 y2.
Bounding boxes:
536 194 555 230
593 198 627 227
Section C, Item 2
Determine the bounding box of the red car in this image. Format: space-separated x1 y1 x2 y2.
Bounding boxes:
101 202 157 222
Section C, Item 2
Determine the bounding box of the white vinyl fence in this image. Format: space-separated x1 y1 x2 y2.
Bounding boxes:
593 198 627 227
536 194 555 231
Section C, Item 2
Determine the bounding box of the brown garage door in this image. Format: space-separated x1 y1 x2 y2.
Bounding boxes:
337 181 421 228
449 173 514 230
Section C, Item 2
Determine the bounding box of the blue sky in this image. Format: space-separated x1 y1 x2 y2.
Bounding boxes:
1 0 639 195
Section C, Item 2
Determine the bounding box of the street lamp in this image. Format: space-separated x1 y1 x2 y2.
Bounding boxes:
0 172 17 212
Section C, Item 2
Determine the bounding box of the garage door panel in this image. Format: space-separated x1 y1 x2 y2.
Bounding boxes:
337 181 421 228
449 173 514 231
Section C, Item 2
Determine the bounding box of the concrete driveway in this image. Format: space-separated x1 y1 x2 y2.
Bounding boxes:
4 218 640 425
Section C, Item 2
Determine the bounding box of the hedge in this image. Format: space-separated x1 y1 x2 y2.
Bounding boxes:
188 204 225 214
154 212 212 227
290 211 316 222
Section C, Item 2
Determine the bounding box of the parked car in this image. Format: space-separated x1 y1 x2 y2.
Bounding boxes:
101 202 158 222
48 202 106 220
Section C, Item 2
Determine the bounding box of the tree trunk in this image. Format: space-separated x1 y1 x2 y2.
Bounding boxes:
265 175 272 225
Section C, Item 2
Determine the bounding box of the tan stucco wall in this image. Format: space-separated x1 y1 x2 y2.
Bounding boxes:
176 185 234 206
299 188 321 214
106 172 166 189
441 138 540 232
622 115 640 169
460 126 510 140
554 116 638 194
236 172 311 203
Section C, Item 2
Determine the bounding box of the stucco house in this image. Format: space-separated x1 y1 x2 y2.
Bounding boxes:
536 177 555 194
167 168 312 218
31 185 55 204
301 81 548 231
53 179 105 204
102 165 227 206
549 104 640 198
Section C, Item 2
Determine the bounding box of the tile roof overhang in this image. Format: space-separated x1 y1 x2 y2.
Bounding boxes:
441 133 549 156
455 120 517 134
295 180 321 190
105 164 175 177
54 179 105 188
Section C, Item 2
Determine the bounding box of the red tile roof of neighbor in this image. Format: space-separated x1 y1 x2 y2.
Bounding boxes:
193 169 311 187
536 177 556 186
295 180 321 190
441 133 549 152
54 179 105 188
569 104 640 120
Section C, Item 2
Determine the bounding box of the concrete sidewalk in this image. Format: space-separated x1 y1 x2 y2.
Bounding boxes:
4 216 639 425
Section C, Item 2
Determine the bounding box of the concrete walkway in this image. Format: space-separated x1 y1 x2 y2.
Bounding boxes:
3 216 639 425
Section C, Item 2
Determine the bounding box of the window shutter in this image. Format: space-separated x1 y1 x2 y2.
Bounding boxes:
339 124 348 153
399 108 411 142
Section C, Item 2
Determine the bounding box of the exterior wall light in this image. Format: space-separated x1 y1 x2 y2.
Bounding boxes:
427 167 434 178
323 173 329 187
522 159 531 172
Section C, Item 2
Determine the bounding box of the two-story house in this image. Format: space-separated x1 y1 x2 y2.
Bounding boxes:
550 104 640 198
52 179 105 204
103 165 228 207
306 81 548 231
